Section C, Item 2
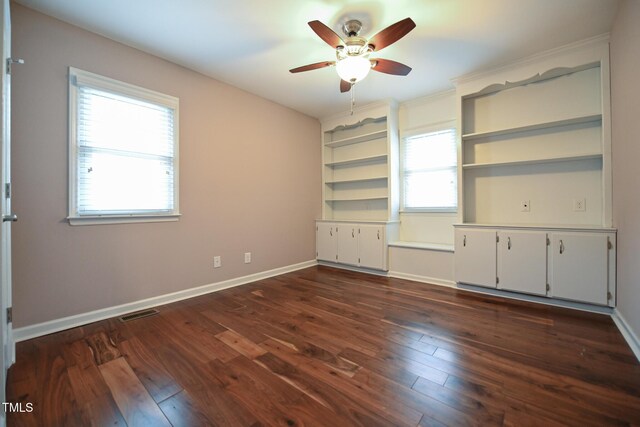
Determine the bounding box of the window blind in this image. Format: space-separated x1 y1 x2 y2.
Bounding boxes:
76 85 176 215
402 128 457 211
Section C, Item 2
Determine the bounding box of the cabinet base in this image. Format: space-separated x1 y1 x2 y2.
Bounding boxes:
317 261 388 276
458 282 614 314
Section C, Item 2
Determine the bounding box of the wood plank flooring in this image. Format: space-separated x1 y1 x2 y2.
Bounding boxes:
6 266 640 426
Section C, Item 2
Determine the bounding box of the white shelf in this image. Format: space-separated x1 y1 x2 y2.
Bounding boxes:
462 153 602 169
324 130 387 148
462 114 602 141
325 176 388 185
325 196 388 202
324 154 387 167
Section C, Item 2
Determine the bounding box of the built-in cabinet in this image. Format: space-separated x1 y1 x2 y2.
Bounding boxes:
453 228 496 287
454 225 616 307
497 230 547 296
549 232 610 305
316 220 391 271
453 38 616 307
317 101 400 271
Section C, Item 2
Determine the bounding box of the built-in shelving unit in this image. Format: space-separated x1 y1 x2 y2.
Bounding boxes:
321 101 399 222
455 43 612 227
317 101 400 272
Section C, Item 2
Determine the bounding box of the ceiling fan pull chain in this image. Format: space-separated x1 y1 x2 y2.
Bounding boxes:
350 83 355 115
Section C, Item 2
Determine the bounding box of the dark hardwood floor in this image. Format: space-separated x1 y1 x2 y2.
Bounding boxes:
6 266 640 426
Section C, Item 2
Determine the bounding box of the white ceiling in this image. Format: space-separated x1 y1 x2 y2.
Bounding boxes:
15 0 620 119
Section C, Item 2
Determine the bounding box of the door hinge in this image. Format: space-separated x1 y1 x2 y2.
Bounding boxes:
546 283 550 292
607 291 612 300
496 277 499 284
546 237 550 246
6 307 12 323
608 240 613 250
335 255 338 261
4 183 10 199
6 58 24 75
358 258 361 263
496 235 499 243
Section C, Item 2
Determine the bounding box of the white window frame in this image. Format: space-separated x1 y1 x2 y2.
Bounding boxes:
68 67 180 225
400 120 458 213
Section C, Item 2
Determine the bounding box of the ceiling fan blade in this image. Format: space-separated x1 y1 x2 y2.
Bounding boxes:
289 61 335 73
368 17 416 51
340 79 351 93
308 20 345 48
371 58 412 76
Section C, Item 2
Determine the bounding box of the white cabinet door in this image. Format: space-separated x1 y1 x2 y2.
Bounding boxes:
337 224 359 266
497 230 547 296
358 225 386 270
454 228 497 288
316 223 337 262
550 233 608 305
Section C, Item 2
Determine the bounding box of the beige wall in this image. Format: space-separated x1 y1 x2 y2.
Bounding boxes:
611 0 640 339
10 4 321 328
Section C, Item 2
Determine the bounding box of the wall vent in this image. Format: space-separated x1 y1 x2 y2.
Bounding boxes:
119 308 159 322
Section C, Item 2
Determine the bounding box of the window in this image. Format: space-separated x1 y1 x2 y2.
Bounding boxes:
68 68 179 225
401 126 457 212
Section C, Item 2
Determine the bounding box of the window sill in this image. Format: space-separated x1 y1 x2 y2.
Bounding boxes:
388 241 454 252
68 214 181 226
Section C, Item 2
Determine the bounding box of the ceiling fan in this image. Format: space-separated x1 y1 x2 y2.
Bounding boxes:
290 17 416 93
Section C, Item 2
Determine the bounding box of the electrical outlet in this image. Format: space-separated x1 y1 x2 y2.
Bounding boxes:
213 256 221 268
573 198 586 212
520 200 530 212
244 252 251 264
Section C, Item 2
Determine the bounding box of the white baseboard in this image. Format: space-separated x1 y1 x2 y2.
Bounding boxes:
612 309 640 363
13 260 317 342
388 271 456 288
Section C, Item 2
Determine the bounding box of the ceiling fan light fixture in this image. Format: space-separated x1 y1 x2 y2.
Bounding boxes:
335 55 372 83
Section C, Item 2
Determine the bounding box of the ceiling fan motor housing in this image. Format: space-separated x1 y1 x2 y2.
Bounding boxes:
342 19 363 37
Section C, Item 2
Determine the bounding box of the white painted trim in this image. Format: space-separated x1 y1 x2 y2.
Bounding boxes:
388 271 456 288
13 260 317 342
612 309 640 363
451 33 610 85
68 214 181 226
